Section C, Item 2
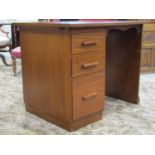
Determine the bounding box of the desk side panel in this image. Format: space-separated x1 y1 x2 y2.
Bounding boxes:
20 29 72 122
106 25 142 103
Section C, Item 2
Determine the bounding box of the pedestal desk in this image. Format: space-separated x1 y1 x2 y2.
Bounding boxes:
17 21 146 131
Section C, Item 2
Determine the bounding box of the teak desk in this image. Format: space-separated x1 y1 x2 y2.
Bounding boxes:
18 21 146 131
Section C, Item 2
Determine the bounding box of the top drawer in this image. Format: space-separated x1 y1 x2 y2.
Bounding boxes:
72 31 105 54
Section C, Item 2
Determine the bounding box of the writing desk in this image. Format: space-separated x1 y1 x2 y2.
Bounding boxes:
17 21 146 131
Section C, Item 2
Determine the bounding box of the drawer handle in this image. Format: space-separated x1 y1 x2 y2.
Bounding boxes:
81 41 97 46
81 62 99 69
82 92 98 100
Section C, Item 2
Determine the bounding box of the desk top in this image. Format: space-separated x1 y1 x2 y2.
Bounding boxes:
13 21 148 28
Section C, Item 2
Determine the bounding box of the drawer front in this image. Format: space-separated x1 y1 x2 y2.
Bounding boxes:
73 72 104 120
72 52 105 77
72 31 105 54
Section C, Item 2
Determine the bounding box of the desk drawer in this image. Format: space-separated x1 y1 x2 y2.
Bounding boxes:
73 72 104 120
72 52 105 77
72 31 105 54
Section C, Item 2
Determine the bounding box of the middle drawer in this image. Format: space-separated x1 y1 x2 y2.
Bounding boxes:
72 52 105 77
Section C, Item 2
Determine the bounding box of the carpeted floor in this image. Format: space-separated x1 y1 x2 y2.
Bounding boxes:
0 57 155 135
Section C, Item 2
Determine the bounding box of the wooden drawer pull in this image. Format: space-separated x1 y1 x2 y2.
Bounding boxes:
81 41 97 46
81 62 99 69
82 92 98 100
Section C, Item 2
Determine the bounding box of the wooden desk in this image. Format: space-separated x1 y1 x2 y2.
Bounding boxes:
17 21 146 131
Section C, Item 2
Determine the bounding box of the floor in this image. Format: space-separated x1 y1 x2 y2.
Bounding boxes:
0 56 155 135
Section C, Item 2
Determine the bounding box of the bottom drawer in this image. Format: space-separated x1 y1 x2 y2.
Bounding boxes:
72 72 104 120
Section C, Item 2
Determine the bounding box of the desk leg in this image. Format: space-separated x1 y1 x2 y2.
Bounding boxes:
106 26 142 104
